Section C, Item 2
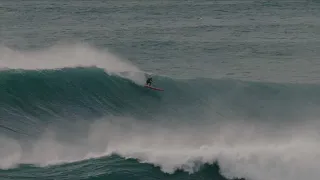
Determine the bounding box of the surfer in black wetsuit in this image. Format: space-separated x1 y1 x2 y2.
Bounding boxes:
146 77 153 86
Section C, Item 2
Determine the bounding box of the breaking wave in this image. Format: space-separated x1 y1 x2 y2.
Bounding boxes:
1 45 320 180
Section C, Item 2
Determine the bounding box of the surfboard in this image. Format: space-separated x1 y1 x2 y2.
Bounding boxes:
144 85 164 91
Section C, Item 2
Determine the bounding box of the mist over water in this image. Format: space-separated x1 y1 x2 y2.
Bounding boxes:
0 44 146 84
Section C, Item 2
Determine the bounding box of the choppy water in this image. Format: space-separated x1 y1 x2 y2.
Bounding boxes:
1 1 320 180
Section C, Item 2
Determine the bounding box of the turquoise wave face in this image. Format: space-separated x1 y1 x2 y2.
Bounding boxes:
1 67 320 180
0 155 239 180
1 67 320 122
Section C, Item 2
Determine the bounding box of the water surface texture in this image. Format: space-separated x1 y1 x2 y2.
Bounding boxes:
1 1 320 180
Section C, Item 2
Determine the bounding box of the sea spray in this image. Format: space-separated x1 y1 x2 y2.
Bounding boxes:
0 44 146 84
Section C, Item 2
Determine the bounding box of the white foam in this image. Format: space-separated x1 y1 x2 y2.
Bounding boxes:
0 136 22 169
0 43 146 84
1 117 320 180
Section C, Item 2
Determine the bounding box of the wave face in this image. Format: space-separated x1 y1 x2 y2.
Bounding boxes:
1 45 320 180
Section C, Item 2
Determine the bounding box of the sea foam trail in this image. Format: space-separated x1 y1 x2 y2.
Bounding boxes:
0 44 146 84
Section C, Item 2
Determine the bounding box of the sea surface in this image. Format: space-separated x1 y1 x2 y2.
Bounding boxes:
1 0 320 180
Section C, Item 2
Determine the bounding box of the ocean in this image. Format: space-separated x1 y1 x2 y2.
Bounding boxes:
1 0 320 180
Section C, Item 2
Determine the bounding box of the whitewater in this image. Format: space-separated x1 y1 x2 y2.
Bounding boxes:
1 44 320 180
2 0 320 180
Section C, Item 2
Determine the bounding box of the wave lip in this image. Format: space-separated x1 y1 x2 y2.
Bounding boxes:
0 44 146 84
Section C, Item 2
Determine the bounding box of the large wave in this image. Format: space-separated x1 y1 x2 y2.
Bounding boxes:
1 44 320 180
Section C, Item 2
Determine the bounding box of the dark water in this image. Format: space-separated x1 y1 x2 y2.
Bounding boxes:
1 68 320 180
1 0 320 180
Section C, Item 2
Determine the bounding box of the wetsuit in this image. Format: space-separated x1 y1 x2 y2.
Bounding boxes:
146 78 152 86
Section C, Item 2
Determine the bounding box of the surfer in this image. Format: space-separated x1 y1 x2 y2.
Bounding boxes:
144 76 163 91
146 77 153 86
